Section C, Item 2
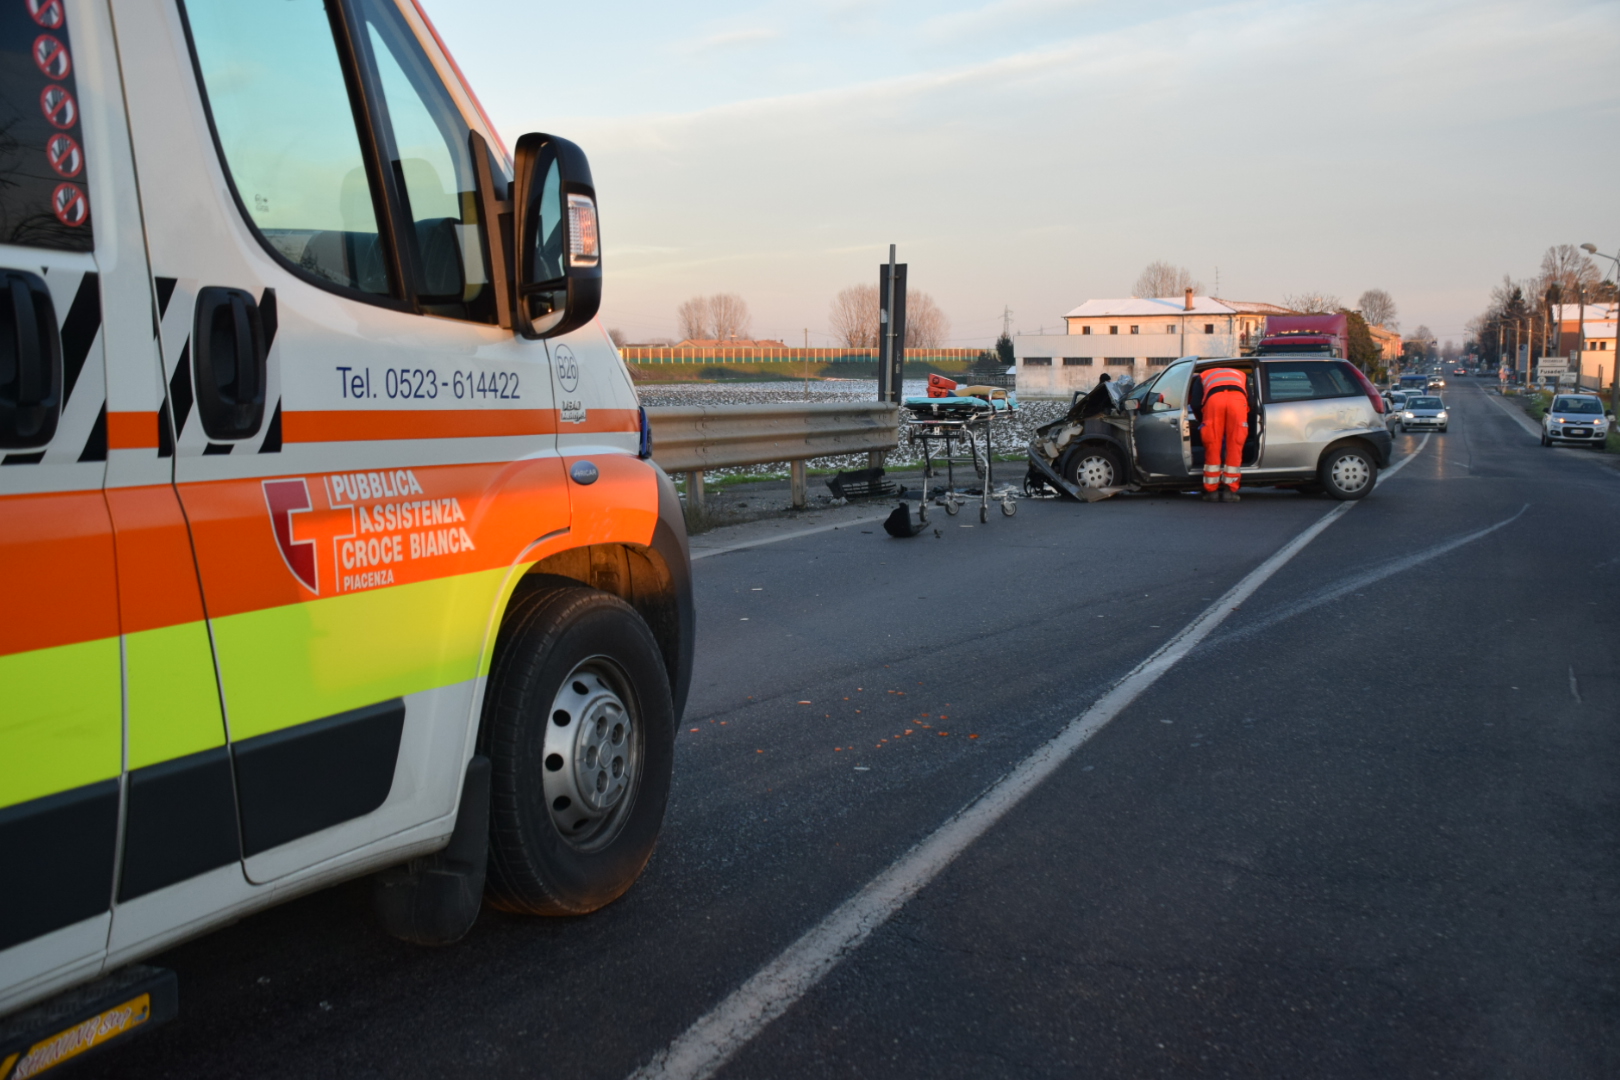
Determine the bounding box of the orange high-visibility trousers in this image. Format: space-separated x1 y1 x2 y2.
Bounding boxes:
1200 391 1248 492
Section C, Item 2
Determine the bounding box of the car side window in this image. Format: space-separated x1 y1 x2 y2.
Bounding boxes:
1264 362 1359 403
0 1 92 251
1151 361 1193 410
353 0 497 324
184 0 391 297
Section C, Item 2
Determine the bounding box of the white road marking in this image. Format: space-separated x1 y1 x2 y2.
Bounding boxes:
691 513 893 560
1205 501 1528 651
627 436 1433 1080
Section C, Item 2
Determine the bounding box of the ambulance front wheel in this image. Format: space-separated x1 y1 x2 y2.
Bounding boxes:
481 585 675 916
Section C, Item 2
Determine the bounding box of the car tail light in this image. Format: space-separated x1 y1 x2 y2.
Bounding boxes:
1341 362 1385 414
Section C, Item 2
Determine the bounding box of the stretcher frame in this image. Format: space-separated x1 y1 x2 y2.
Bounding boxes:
902 400 1019 523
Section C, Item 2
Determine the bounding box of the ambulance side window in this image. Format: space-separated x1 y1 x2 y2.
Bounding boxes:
184 0 392 298
0 2 92 250
352 0 498 324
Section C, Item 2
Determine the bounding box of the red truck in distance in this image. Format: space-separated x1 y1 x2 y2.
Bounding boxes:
1254 313 1349 358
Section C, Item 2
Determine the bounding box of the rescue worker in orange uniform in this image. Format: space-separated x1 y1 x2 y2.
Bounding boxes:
1189 366 1250 502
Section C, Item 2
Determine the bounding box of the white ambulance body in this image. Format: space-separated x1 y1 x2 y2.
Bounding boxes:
0 1 691 1068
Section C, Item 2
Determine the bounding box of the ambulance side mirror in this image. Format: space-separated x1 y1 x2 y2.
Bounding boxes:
510 133 601 340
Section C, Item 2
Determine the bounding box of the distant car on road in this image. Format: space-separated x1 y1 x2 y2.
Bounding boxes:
1541 394 1613 448
1401 395 1448 433
1428 376 1446 389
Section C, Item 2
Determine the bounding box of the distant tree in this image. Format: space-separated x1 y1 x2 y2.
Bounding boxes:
677 296 711 341
1539 244 1600 299
829 284 949 348
995 332 1015 366
1133 261 1202 298
677 293 752 341
829 284 879 347
709 293 751 340
607 327 627 347
905 292 950 348
1356 289 1399 330
1283 291 1342 314
1342 310 1382 377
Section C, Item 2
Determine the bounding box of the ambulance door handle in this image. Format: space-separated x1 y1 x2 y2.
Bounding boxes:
0 268 62 449
193 286 267 441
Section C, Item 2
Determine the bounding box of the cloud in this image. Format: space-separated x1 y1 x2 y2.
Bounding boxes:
683 27 781 53
514 0 1620 344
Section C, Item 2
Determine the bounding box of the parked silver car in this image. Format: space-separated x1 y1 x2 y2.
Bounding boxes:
1029 355 1394 501
1540 394 1613 448
1399 395 1448 432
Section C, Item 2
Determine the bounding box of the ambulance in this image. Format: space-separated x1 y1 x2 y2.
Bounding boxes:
0 1 693 1070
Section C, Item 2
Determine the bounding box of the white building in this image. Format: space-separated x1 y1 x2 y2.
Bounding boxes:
1013 292 1293 398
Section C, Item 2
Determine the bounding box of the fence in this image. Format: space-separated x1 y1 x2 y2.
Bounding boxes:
645 402 900 510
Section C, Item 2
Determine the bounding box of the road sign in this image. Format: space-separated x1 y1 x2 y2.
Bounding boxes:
1539 358 1569 373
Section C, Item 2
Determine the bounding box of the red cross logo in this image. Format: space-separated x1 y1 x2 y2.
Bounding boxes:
263 478 359 595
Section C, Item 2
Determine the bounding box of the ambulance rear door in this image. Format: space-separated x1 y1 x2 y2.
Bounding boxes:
115 0 570 885
0 0 121 1007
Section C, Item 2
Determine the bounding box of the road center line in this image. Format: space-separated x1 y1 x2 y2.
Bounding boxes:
628 435 1432 1080
1203 500 1527 652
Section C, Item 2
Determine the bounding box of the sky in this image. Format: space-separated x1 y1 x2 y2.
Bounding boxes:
423 0 1620 349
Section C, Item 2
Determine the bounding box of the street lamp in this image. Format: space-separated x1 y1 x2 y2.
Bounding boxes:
1579 243 1619 411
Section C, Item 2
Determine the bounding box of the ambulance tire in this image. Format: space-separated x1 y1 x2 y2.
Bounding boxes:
481 585 675 916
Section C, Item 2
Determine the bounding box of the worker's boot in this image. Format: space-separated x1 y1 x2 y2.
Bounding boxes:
1221 488 1241 503
1201 490 1220 502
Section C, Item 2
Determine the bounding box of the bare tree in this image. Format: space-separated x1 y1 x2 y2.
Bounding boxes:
1356 288 1399 329
1539 244 1600 300
829 283 949 348
1133 261 1203 298
677 296 712 341
1409 324 1434 346
905 292 950 348
829 284 879 347
708 293 751 340
1282 291 1343 314
607 327 627 347
676 293 752 340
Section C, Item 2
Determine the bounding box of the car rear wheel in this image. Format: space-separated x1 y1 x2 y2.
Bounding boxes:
1318 445 1377 500
481 585 674 915
1060 444 1123 490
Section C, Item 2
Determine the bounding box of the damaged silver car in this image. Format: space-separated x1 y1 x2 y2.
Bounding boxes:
1027 356 1394 501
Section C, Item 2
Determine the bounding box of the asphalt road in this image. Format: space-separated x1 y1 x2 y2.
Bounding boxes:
87 380 1619 1079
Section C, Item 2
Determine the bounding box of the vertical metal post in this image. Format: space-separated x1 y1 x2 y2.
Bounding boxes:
790 460 807 509
883 244 896 402
684 470 704 514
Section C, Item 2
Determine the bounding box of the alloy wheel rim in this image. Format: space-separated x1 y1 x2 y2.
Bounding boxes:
541 658 641 851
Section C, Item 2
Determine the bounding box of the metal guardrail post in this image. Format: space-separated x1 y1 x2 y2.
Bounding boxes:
789 461 807 509
685 471 704 513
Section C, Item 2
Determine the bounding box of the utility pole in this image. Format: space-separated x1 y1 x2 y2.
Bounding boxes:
1001 306 1013 339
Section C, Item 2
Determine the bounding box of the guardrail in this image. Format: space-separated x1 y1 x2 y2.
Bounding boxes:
645 402 900 510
